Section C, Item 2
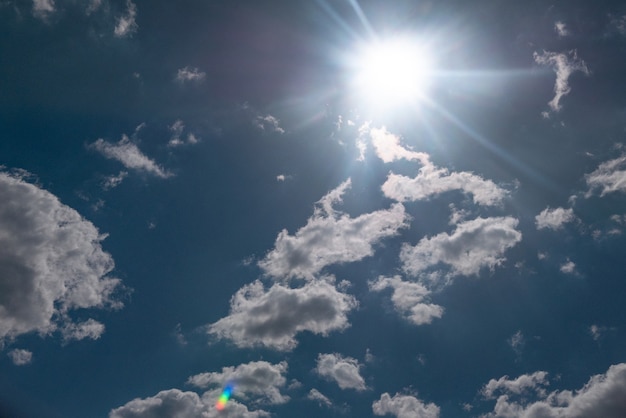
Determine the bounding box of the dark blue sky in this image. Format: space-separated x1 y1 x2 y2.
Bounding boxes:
2 1 626 417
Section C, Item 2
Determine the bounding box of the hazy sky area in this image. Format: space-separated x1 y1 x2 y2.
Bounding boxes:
2 0 626 417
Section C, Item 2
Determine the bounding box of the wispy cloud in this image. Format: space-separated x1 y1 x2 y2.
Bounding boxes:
259 179 409 280
32 0 54 20
555 21 570 37
254 114 285 134
0 171 124 342
534 50 589 114
167 120 200 147
90 134 172 178
175 66 206 83
207 279 357 351
8 349 33 366
585 154 626 197
307 389 332 407
315 353 367 391
535 207 575 230
114 0 137 38
369 276 443 325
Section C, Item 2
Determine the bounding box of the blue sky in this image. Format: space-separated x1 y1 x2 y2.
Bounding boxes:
2 0 626 417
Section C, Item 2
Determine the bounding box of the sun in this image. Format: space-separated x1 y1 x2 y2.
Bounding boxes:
351 37 434 110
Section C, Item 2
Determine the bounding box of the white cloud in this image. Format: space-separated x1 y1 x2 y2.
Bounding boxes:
32 0 54 19
307 389 332 407
8 348 32 366
535 207 575 230
109 388 269 418
482 363 626 418
186 361 288 405
369 126 429 164
0 171 124 341
86 0 102 15
554 21 570 37
254 115 285 134
90 135 172 178
175 67 206 83
482 371 549 399
381 159 507 207
259 179 409 280
372 392 440 418
585 155 626 197
533 50 589 113
61 318 105 342
103 171 128 190
508 330 525 357
400 217 522 282
207 279 357 351
560 259 577 275
114 0 138 38
589 324 607 341
369 276 443 325
315 353 367 391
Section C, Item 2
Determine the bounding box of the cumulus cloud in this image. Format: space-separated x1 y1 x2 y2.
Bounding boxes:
533 50 589 113
307 389 332 407
400 217 522 282
114 0 138 38
559 259 578 275
186 361 288 405
482 371 549 399
369 276 443 325
254 115 285 134
535 207 575 230
481 363 626 418
109 388 269 418
90 135 172 178
369 126 429 164
585 155 626 197
315 353 367 391
259 179 409 280
372 392 440 418
0 171 124 341
381 155 507 207
32 0 54 19
175 67 206 83
207 279 357 351
8 348 33 366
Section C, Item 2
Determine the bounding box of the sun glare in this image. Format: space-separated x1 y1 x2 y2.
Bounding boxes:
352 37 434 109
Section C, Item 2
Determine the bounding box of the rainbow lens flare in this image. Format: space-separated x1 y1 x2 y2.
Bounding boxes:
215 384 234 411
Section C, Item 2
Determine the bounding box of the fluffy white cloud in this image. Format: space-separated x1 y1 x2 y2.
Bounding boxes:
259 179 409 280
109 388 269 418
369 276 443 325
560 259 577 275
315 353 367 391
369 127 429 164
533 50 589 113
207 279 357 351
90 135 172 178
0 171 123 341
372 392 440 418
103 171 128 190
535 207 575 230
482 363 626 418
186 361 288 405
400 217 522 281
175 67 206 83
8 348 33 366
254 115 285 134
114 0 138 38
482 371 549 399
381 159 506 207
585 155 626 197
32 0 54 19
307 389 332 407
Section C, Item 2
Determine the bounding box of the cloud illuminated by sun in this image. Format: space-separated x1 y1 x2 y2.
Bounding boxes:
351 37 434 109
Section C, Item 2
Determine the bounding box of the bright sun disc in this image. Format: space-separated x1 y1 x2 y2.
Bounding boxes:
353 37 433 108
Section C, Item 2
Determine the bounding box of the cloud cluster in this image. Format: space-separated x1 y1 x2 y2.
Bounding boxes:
254 115 285 134
187 361 288 405
482 363 626 417
207 279 357 351
400 217 522 282
109 388 269 418
372 392 440 418
0 171 123 341
369 276 443 325
90 135 172 179
259 179 409 280
167 120 199 147
533 50 589 113
315 353 367 391
535 207 575 230
585 155 626 197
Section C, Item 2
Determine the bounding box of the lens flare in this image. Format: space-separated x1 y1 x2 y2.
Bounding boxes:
215 384 233 411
